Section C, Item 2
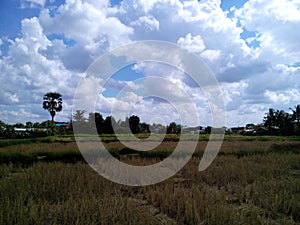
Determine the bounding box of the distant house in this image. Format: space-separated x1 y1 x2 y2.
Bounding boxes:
55 122 70 129
14 128 29 132
182 126 205 134
12 127 47 138
55 122 72 134
14 128 47 132
256 126 279 135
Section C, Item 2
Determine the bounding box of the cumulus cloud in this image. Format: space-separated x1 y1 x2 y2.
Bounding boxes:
21 0 46 8
264 89 300 106
130 15 160 31
39 1 133 48
0 16 80 123
4 93 19 104
0 107 40 124
37 0 135 72
177 33 205 53
0 0 299 127
234 0 300 63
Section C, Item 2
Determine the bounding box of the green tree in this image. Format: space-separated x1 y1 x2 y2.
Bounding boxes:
140 122 150 133
88 112 104 134
43 92 63 135
245 123 255 130
290 105 300 134
263 108 277 129
3 125 15 139
280 112 293 135
290 105 300 123
73 110 86 122
0 120 6 136
26 121 33 128
103 116 117 134
263 108 293 135
129 115 140 134
72 110 87 133
40 120 52 128
167 122 181 134
14 123 25 128
33 122 40 128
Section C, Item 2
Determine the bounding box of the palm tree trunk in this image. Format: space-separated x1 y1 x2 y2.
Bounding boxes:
50 110 56 136
51 115 54 136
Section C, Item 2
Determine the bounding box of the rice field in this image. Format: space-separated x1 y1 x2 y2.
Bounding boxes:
0 136 299 224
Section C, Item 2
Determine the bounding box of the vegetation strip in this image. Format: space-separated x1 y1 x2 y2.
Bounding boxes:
0 141 299 165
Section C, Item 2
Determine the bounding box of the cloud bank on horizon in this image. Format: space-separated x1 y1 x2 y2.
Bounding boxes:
0 0 299 127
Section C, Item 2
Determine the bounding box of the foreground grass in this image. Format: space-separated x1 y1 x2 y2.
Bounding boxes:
0 139 299 224
0 153 299 225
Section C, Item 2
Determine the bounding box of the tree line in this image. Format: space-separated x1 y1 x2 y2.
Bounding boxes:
0 91 299 138
261 105 300 136
72 110 181 135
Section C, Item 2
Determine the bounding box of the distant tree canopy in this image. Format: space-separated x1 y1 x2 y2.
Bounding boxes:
290 105 300 130
167 122 181 134
290 105 300 135
89 112 104 134
103 116 117 134
263 105 300 135
129 115 140 134
69 105 297 136
71 112 162 135
73 110 86 122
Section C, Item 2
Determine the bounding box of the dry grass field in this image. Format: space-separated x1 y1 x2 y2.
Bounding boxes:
0 136 299 224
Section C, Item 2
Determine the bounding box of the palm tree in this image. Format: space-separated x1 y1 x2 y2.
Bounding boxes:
290 105 300 134
263 108 276 129
43 92 62 135
290 105 300 123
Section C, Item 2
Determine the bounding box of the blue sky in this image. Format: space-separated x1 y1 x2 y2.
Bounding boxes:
0 0 300 127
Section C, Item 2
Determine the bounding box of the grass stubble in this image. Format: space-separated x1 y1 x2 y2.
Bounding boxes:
0 137 299 224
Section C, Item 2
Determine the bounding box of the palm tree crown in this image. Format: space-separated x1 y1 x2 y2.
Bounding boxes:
290 105 300 123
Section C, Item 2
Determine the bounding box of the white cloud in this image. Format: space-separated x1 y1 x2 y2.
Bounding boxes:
1 0 300 127
200 49 221 62
21 0 46 8
39 0 133 49
4 93 19 103
220 81 248 110
177 33 205 53
264 89 300 105
36 0 136 72
275 63 300 76
130 15 160 31
0 107 41 124
0 17 80 123
234 0 300 63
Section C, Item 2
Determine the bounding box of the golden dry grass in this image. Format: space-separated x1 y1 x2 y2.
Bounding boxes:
0 139 299 224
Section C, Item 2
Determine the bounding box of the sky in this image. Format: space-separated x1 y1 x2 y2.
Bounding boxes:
0 0 300 127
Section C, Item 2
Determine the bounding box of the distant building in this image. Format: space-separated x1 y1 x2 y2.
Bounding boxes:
55 122 70 129
256 126 279 135
182 126 205 134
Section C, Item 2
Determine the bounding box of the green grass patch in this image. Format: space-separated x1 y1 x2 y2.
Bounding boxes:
268 143 300 154
0 136 75 147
